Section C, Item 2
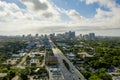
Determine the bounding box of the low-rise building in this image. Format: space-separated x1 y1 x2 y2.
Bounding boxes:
12 54 21 60
6 59 17 65
0 73 7 80
45 56 58 65
30 54 39 65
67 52 75 60
19 53 26 57
78 52 93 58
112 76 120 80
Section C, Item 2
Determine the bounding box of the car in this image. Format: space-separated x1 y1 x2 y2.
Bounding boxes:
71 69 74 73
73 76 75 80
79 77 81 80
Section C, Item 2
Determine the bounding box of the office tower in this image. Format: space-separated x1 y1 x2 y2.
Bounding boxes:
89 33 95 40
69 31 75 39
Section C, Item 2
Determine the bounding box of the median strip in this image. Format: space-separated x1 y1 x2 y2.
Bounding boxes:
62 59 70 71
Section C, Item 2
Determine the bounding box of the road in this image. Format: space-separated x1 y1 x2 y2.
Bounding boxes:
49 39 86 80
12 75 19 80
12 53 29 80
16 53 29 69
18 54 28 66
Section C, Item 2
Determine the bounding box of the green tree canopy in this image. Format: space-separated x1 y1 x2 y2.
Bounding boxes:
89 75 102 80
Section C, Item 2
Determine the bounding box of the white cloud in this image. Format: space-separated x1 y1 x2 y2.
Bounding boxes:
0 1 34 22
0 0 120 35
94 8 113 19
21 0 48 11
66 9 82 21
85 0 120 28
85 0 116 9
21 0 60 20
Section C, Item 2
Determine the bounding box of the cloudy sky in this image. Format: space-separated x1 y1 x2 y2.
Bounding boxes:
0 0 120 36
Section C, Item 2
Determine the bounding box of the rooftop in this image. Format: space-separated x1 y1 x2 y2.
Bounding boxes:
0 73 7 77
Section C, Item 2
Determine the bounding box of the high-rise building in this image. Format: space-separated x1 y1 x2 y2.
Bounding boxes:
69 31 75 39
89 33 95 40
64 32 69 39
27 34 32 38
22 35 25 38
35 33 39 37
56 34 64 39
50 33 55 38
79 34 83 40
83 34 89 40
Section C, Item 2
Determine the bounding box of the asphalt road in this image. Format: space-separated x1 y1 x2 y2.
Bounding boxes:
49 39 86 80
52 48 74 80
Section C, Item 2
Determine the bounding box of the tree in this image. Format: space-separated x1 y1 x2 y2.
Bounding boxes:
6 64 11 70
20 73 27 80
9 71 15 78
31 63 36 66
89 75 102 80
63 59 70 71
38 55 44 62
99 68 106 73
5 71 16 80
19 69 29 80
99 73 112 80
82 72 91 79
26 56 30 61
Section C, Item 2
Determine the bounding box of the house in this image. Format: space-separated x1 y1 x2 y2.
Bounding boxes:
112 76 120 80
30 54 39 64
6 59 17 65
67 52 75 60
49 67 63 80
12 54 20 60
19 53 26 57
31 52 44 56
107 67 115 72
74 45 84 48
78 52 93 58
0 73 7 80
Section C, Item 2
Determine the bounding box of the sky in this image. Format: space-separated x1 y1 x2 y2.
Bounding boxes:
0 0 120 36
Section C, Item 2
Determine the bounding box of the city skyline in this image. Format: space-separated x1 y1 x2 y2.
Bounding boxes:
0 0 120 36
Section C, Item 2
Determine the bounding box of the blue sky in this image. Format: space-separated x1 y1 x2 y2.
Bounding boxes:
1 0 26 8
2 0 120 18
0 0 120 36
51 0 100 18
51 0 120 18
